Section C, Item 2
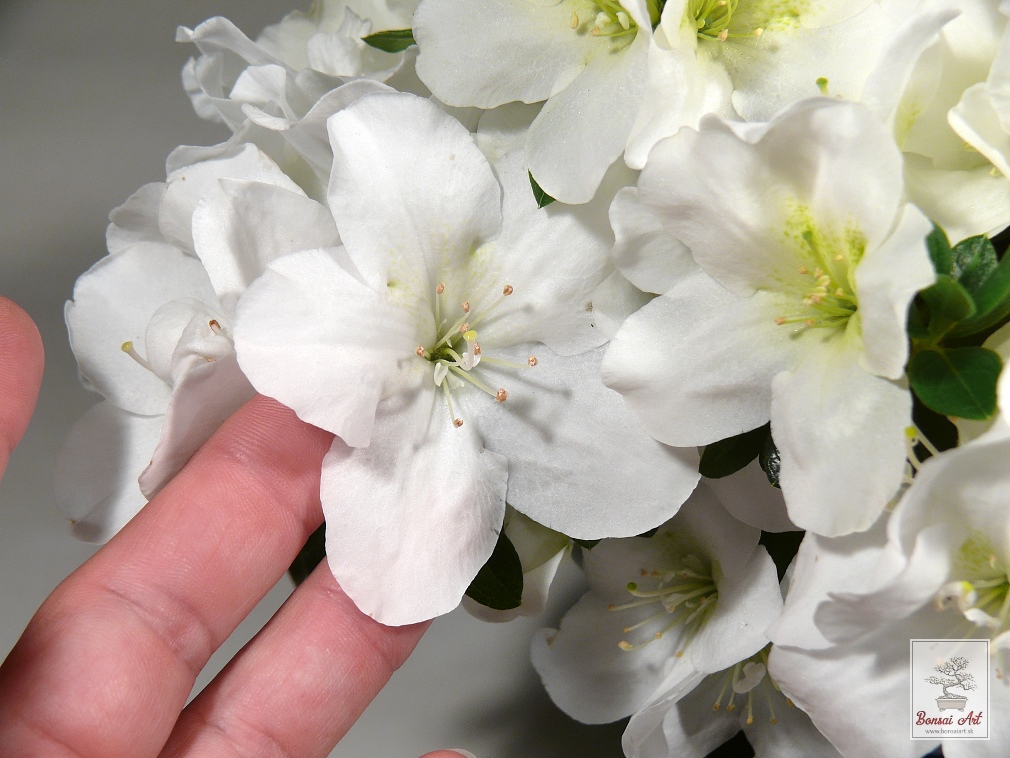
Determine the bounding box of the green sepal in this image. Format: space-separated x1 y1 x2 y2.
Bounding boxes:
288 522 326 586
908 346 1002 420
465 529 524 610
759 434 781 489
362 28 416 53
529 171 556 208
699 423 770 479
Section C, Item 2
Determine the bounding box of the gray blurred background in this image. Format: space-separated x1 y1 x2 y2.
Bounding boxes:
0 2 626 755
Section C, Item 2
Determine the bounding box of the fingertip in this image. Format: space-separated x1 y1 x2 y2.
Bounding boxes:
418 751 478 758
0 296 44 477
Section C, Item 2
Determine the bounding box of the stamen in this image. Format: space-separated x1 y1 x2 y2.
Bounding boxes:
462 300 470 313
121 340 153 372
496 388 508 402
208 319 222 335
416 346 427 357
502 284 513 296
528 356 538 367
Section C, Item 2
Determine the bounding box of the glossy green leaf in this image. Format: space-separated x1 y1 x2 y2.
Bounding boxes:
465 530 524 610
759 434 781 489
920 275 975 338
362 28 416 53
950 234 998 293
529 171 555 208
288 522 326 586
908 347 1002 420
699 423 769 479
759 530 805 582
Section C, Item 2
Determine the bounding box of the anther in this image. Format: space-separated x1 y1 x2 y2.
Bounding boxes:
774 316 786 325
458 322 470 333
717 29 728 41
528 356 538 367
453 418 464 428
753 27 763 36
462 301 470 313
436 283 446 295
496 388 507 403
798 266 808 274
571 11 579 28
416 346 427 357
834 254 844 261
503 284 514 296
208 319 222 334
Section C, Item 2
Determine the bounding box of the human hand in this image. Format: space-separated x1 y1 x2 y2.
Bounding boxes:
0 297 470 758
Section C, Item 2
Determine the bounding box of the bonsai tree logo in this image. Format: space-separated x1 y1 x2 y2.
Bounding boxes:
926 656 978 711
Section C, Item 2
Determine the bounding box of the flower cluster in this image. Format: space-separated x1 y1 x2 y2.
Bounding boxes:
60 0 1010 754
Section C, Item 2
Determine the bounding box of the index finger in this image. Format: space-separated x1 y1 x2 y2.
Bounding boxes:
0 296 44 481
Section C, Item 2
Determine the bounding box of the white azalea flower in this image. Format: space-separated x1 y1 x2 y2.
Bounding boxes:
623 642 841 758
530 484 782 726
58 143 334 541
603 97 936 537
233 92 700 625
414 0 655 203
896 0 1010 239
768 424 1010 756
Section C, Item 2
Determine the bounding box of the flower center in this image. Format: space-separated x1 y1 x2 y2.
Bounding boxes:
935 538 1010 679
773 209 865 331
687 0 763 41
416 282 537 428
571 0 639 41
608 552 719 654
710 645 793 725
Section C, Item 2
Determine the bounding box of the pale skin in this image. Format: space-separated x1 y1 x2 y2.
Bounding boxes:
0 296 466 758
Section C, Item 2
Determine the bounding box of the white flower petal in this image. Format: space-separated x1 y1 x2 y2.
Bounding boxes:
55 402 162 543
603 270 801 447
609 187 697 296
160 143 302 254
326 92 502 290
526 30 649 203
414 0 601 108
854 203 935 379
192 178 341 313
772 340 910 536
106 182 170 255
475 346 700 539
322 391 508 625
705 460 796 534
138 353 255 499
234 248 418 447
66 245 218 416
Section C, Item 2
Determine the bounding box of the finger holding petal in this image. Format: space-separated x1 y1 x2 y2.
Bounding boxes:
322 390 509 626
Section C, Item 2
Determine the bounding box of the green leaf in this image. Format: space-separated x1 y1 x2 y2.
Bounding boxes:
949 253 1010 338
288 522 326 586
926 224 953 275
920 275 976 337
699 423 769 479
529 171 555 209
465 530 524 610
362 28 416 53
759 434 781 489
908 347 1002 420
950 235 998 293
